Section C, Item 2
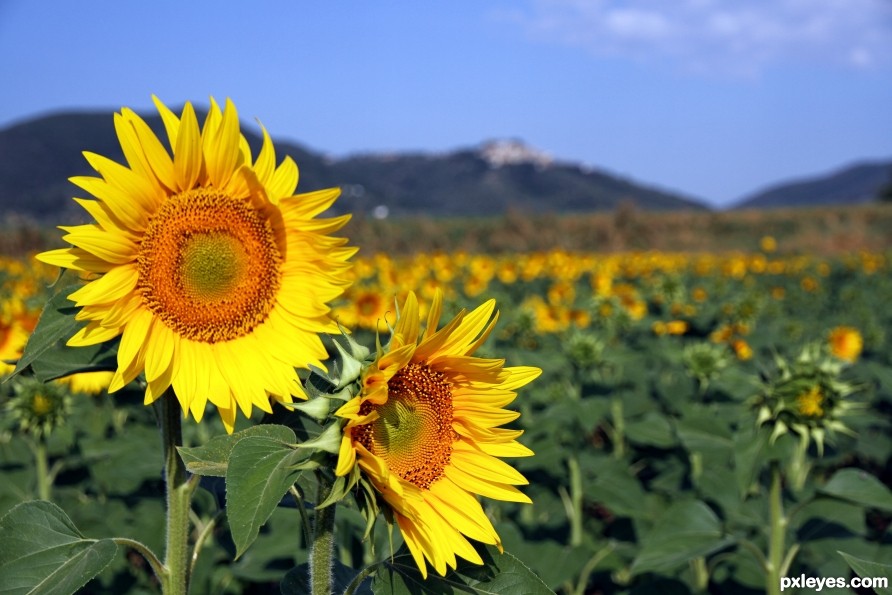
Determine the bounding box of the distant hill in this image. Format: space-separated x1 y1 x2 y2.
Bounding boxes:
733 160 892 210
0 112 706 221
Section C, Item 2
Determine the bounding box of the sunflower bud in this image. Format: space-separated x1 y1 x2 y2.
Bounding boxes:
750 343 860 457
5 376 71 439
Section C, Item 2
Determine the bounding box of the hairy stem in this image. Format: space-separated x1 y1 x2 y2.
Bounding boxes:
311 472 337 595
159 394 193 595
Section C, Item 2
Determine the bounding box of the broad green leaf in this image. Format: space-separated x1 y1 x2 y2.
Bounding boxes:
8 285 83 381
625 412 676 448
733 425 771 497
371 543 554 594
587 457 648 519
676 413 733 453
31 339 118 383
226 434 305 558
631 499 733 575
819 468 892 512
0 500 118 595
178 424 296 477
838 551 892 595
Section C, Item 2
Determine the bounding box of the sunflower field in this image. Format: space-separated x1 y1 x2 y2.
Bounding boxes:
1 99 892 595
3 241 892 594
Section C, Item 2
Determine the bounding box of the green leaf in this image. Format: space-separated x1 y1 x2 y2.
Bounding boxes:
676 413 733 453
0 500 118 595
838 551 892 595
819 468 892 512
178 424 297 477
733 425 771 497
31 339 118 383
7 285 82 381
226 434 306 558
371 543 554 594
631 499 733 575
625 412 676 448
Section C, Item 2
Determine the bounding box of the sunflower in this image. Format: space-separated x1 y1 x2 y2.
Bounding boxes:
334 291 540 578
37 97 355 432
827 326 863 363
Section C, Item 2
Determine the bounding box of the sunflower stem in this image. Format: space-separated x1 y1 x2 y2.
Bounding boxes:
159 394 193 595
34 437 51 501
766 462 785 595
568 455 583 547
311 471 337 595
610 396 625 459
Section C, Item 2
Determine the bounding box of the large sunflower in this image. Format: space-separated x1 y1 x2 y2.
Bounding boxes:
37 97 355 432
335 291 540 577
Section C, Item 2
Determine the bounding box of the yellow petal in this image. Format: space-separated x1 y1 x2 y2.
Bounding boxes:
61 225 138 264
267 155 298 202
69 177 148 232
36 248 115 273
173 102 201 191
122 107 177 190
152 95 181 149
144 319 175 383
68 263 138 306
203 98 241 188
444 465 532 504
67 322 122 347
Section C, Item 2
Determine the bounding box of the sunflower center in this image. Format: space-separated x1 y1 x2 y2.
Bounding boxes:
355 362 455 489
137 188 282 343
796 387 825 418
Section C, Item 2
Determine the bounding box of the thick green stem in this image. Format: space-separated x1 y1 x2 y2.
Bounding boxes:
159 394 193 595
568 455 583 547
610 397 625 459
35 438 51 501
311 472 337 595
766 463 785 595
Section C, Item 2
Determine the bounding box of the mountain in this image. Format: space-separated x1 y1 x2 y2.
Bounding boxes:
0 112 706 221
733 160 892 210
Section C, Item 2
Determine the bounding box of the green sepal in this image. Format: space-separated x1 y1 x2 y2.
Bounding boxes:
280 396 334 422
294 421 343 454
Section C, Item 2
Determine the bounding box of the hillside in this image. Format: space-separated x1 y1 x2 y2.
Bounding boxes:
733 160 892 209
0 112 706 222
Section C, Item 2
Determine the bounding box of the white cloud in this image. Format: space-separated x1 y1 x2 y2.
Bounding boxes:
503 0 892 75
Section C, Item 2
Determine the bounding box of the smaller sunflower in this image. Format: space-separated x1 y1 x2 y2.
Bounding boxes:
334 291 540 578
828 326 863 363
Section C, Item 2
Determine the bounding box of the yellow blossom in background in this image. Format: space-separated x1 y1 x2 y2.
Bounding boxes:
666 320 688 335
337 288 392 332
335 291 539 578
36 97 355 432
0 314 28 375
828 326 863 363
732 339 753 361
760 235 777 253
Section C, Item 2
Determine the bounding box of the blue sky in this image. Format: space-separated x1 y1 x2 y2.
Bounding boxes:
1 0 890 207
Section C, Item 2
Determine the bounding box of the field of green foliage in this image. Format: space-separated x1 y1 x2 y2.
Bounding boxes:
2 245 892 594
